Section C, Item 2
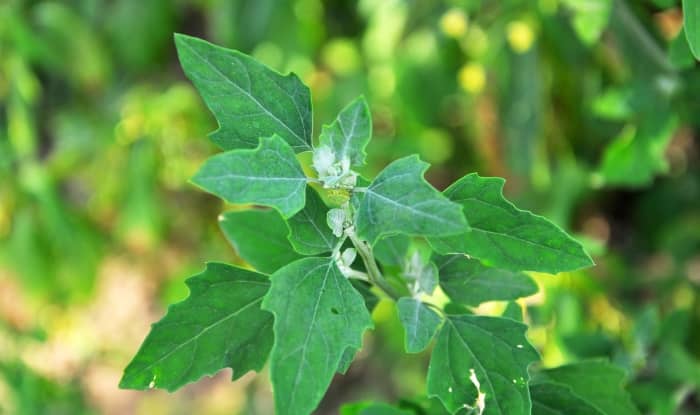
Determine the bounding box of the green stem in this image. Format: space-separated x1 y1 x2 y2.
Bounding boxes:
346 227 400 300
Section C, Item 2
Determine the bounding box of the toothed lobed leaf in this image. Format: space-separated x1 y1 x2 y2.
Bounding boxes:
287 187 339 255
356 155 469 245
373 234 411 266
262 257 373 415
174 33 312 152
219 209 302 274
530 382 604 415
427 315 539 415
120 263 273 391
397 297 442 353
435 255 538 306
532 361 640 415
192 135 307 218
429 173 593 274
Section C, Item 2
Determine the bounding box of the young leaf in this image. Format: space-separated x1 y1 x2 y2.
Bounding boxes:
427 315 539 415
684 0 700 59
562 0 612 46
356 155 469 245
597 112 678 187
429 174 593 274
192 135 307 218
120 263 273 391
533 361 640 415
174 34 312 152
374 234 411 266
219 209 302 274
287 187 339 255
318 96 372 166
262 257 373 415
530 382 604 415
397 297 442 353
435 255 538 306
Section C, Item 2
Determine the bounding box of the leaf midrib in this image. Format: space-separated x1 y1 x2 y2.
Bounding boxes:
288 261 333 409
181 40 309 149
127 293 267 382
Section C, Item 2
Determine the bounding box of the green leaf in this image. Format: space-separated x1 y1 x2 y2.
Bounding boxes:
435 255 538 306
287 187 339 255
356 155 469 245
374 234 411 266
352 279 381 313
192 135 307 217
533 361 640 415
683 0 700 60
502 302 524 322
563 0 612 45
219 209 302 274
597 113 678 187
341 402 414 415
592 88 633 121
397 297 442 353
669 28 696 69
337 347 358 375
318 96 372 166
429 174 593 274
427 315 539 415
337 280 380 374
120 263 273 391
174 34 312 152
262 257 373 415
530 382 604 415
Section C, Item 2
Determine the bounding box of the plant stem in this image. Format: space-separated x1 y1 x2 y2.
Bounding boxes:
346 227 400 300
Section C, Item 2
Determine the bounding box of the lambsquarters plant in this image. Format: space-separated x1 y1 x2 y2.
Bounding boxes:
120 34 641 415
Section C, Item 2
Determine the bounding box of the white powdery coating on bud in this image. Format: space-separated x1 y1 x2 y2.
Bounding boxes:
313 146 358 189
341 248 357 267
327 208 346 237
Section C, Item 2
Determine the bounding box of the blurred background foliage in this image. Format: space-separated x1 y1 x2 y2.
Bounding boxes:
0 0 698 414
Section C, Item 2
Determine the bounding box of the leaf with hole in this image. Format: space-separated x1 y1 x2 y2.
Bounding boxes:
262 257 373 415
427 315 539 415
120 263 273 391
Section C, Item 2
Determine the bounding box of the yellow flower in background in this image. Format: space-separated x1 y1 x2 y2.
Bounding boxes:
458 62 486 94
321 38 361 76
507 20 536 53
440 8 468 39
